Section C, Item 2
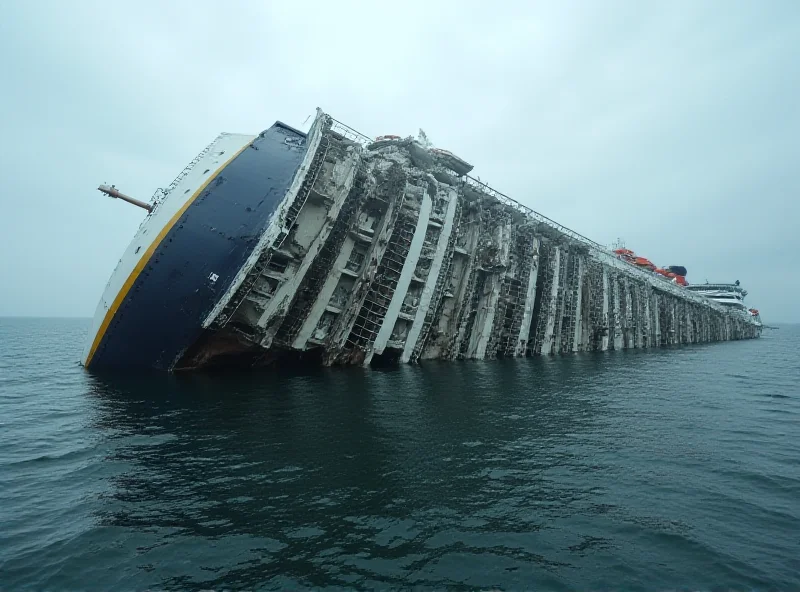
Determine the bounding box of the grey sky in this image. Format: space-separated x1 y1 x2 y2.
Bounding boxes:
2 0 798 322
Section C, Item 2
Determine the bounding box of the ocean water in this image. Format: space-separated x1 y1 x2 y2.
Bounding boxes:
1 318 798 591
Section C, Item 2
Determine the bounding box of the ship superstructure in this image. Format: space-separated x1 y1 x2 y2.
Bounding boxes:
82 110 761 371
685 283 761 323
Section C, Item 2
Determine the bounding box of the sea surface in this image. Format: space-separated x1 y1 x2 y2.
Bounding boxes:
1 318 798 591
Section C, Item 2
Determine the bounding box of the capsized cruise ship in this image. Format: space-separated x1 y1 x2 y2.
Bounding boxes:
82 110 761 371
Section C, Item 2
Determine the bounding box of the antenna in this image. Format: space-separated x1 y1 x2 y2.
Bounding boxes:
97 184 153 212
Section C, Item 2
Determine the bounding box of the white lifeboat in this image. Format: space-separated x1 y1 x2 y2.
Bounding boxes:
430 148 474 176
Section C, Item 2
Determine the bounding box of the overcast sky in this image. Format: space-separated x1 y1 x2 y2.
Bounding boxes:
2 0 798 322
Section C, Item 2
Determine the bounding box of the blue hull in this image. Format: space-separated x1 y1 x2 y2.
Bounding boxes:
88 123 307 370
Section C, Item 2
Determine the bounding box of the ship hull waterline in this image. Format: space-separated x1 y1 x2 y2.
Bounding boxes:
83 112 761 372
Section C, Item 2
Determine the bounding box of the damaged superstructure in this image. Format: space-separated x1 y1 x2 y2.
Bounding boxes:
82 110 761 371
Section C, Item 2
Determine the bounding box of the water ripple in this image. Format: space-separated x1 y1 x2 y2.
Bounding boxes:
0 318 799 590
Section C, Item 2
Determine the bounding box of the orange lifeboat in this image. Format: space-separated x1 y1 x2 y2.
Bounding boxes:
675 275 688 286
375 134 401 142
634 257 657 271
749 308 760 316
613 249 635 263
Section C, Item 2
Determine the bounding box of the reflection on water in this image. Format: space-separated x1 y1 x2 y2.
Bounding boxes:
1 318 799 590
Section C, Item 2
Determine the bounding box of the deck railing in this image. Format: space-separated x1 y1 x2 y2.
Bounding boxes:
327 114 742 314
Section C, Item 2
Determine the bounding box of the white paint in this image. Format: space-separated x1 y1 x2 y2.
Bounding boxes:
496 223 512 267
653 294 660 346
202 112 329 328
601 269 610 351
401 188 457 363
572 256 584 352
631 284 642 349
623 279 633 349
613 278 623 350
643 293 651 347
671 303 677 345
292 238 356 349
471 274 501 359
369 192 432 362
447 224 481 358
256 148 360 346
515 237 540 357
82 132 256 365
541 247 560 356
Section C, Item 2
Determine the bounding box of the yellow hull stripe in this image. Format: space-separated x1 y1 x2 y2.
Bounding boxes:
84 143 251 368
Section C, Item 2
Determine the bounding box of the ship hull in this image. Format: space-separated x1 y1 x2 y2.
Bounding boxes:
83 111 762 372
83 123 308 370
